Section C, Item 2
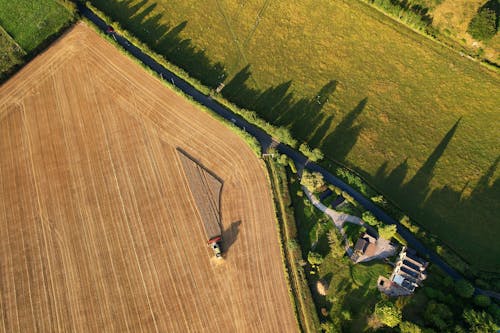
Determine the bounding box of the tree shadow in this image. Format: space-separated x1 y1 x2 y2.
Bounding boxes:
90 0 226 87
222 220 241 254
372 118 500 270
223 65 344 148
321 97 368 162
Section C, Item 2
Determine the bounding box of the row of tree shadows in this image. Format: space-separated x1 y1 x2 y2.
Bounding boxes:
90 0 499 267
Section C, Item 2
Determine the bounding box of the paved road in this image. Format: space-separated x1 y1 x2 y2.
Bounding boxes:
80 5 500 294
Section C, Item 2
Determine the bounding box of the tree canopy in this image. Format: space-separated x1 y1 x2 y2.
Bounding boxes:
468 5 498 41
300 170 325 193
378 224 397 240
455 279 475 298
374 300 402 328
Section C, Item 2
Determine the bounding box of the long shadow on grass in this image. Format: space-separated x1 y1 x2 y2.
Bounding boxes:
371 118 500 270
321 98 368 162
223 65 340 143
91 0 367 161
89 0 226 87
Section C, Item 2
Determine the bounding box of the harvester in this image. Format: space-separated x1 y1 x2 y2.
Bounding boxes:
208 236 223 259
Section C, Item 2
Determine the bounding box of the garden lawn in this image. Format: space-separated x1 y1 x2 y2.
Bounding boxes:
0 0 73 52
0 26 24 79
90 0 500 270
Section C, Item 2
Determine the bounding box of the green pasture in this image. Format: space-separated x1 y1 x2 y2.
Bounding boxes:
0 0 73 53
90 0 500 270
0 26 24 79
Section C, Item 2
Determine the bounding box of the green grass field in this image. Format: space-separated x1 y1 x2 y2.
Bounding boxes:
0 0 73 53
0 26 25 79
91 0 500 270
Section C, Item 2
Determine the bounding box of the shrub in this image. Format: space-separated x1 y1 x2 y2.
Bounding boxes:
299 143 324 162
455 279 474 298
399 321 422 333
473 294 491 308
378 224 397 240
300 170 325 193
288 159 297 173
307 251 324 266
424 301 453 330
374 300 402 328
277 154 288 165
327 228 346 259
463 309 499 333
468 6 498 41
362 211 382 228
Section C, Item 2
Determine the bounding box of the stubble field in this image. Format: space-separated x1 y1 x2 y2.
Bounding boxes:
0 22 297 332
89 0 500 270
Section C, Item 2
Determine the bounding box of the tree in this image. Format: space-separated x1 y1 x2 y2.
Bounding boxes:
399 321 422 333
327 228 345 259
378 224 397 240
300 170 325 193
307 251 323 266
277 154 288 165
455 279 474 298
473 294 491 307
321 320 340 333
468 6 497 41
299 143 324 162
362 211 382 228
463 309 499 333
374 300 402 328
424 301 452 330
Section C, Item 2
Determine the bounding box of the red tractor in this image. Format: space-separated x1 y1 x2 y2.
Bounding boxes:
208 236 223 259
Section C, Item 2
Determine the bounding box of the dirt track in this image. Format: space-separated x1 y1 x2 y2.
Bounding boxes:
0 22 297 332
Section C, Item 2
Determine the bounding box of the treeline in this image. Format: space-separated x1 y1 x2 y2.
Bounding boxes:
362 0 436 34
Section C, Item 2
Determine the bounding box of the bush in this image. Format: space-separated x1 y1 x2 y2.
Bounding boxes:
455 279 475 298
307 251 324 266
374 300 402 328
468 6 498 41
378 224 397 240
299 143 324 162
399 321 422 333
300 170 325 193
362 211 382 228
463 309 499 333
327 228 346 259
424 301 453 330
473 294 491 308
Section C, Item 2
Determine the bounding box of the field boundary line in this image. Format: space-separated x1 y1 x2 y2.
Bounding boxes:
214 0 259 87
242 0 270 48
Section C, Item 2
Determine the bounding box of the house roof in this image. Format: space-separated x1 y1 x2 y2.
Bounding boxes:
354 238 368 253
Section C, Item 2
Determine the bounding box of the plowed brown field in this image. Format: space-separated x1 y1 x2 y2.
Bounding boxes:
0 22 297 332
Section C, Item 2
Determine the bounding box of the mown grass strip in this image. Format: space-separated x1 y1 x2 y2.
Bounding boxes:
265 156 321 333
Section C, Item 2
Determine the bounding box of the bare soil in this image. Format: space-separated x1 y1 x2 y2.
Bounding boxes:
0 22 297 332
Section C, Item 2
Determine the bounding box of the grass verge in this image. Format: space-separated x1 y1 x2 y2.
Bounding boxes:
265 156 321 332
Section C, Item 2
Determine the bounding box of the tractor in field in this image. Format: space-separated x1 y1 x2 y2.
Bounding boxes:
208 236 223 259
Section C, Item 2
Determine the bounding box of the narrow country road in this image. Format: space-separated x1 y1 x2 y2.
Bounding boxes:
79 4 498 298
